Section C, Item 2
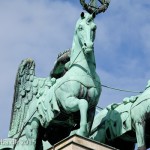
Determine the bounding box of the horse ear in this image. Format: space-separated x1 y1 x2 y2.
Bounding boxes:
81 12 85 19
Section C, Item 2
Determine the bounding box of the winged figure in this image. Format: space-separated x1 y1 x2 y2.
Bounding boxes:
8 50 71 148
8 56 63 138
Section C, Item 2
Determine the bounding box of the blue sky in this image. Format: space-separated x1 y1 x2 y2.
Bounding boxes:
0 0 150 147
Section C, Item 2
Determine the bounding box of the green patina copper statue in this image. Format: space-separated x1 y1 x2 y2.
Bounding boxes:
2 1 111 149
90 81 150 150
2 1 149 149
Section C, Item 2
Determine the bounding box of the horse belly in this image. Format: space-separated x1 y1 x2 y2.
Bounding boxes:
87 87 100 107
71 75 101 89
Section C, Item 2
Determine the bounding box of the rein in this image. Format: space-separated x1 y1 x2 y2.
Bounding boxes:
69 50 82 68
69 49 142 94
101 84 143 94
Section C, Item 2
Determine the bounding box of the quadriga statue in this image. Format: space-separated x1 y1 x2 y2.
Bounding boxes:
7 12 103 150
90 81 150 150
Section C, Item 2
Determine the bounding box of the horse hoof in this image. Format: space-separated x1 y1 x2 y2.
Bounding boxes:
76 129 88 137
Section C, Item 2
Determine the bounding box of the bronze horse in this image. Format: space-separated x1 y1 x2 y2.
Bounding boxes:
8 12 101 150
91 81 150 150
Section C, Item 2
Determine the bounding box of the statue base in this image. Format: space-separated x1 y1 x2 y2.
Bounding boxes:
49 135 118 150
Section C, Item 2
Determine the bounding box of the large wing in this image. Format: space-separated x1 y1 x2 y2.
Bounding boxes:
8 59 52 138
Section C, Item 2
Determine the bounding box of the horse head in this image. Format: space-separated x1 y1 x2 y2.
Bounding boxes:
75 12 97 54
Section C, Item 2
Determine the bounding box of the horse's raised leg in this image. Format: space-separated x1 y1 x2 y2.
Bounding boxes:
135 121 146 150
64 97 89 137
55 81 90 137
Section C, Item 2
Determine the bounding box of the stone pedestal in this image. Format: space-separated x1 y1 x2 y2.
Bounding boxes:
49 135 118 150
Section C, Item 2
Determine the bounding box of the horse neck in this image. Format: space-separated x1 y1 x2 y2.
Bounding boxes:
70 34 96 73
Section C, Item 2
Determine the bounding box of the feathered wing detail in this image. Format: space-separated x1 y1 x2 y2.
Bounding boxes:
8 59 36 137
8 59 52 138
8 50 71 138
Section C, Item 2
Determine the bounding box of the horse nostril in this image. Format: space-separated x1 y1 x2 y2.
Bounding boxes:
84 43 87 46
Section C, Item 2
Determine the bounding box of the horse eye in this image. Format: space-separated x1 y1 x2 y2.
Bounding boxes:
78 25 83 31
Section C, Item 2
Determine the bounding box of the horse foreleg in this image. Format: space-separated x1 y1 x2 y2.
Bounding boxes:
77 99 89 137
135 121 146 150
